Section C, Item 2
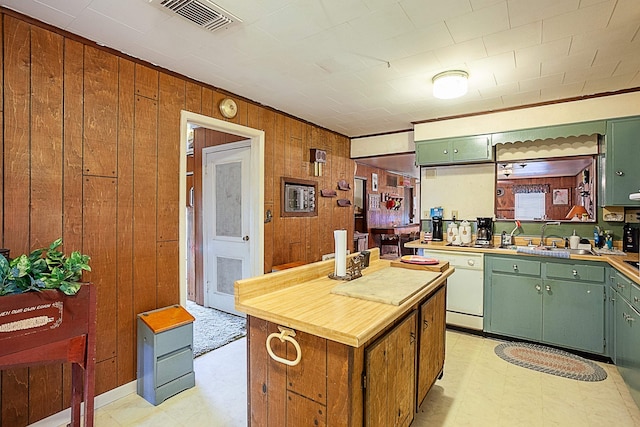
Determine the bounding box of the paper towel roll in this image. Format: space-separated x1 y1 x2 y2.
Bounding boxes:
334 230 347 277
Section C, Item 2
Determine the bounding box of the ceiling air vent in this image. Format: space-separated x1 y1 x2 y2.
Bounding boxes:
149 0 242 32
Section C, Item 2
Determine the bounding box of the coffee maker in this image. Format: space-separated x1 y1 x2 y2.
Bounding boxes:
431 216 443 241
476 217 494 247
623 223 639 252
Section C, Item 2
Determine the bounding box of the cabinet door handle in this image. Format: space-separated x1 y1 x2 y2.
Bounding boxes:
634 296 639 303
410 332 416 344
617 283 625 290
616 171 624 176
513 264 518 271
443 149 448 154
453 149 459 154
572 269 578 277
423 319 429 330
266 326 301 366
535 284 541 291
545 285 551 291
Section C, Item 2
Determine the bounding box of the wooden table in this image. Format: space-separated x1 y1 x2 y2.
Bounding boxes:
0 284 97 427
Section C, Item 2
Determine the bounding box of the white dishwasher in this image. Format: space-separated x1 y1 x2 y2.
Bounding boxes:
419 249 484 331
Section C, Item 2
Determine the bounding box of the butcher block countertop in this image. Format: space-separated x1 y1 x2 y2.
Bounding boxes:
235 248 453 348
406 239 640 284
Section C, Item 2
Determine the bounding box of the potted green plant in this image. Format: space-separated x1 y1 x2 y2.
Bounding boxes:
0 238 90 296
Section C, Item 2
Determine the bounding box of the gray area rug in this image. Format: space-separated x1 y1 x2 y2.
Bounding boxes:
186 300 246 357
495 342 607 381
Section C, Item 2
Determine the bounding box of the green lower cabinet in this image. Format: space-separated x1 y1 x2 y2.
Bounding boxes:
615 294 640 408
489 273 542 341
542 279 605 354
486 255 607 355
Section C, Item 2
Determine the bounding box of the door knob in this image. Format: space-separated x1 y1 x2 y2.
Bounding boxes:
243 236 250 241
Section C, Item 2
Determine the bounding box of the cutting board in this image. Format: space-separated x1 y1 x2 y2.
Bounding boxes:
330 268 442 306
389 260 449 272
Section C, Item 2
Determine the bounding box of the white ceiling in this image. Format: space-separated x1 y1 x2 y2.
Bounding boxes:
3 0 639 142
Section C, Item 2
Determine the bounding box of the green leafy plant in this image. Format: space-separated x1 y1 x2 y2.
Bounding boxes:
0 238 91 296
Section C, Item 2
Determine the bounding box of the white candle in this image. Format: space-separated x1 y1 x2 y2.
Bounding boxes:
334 230 347 277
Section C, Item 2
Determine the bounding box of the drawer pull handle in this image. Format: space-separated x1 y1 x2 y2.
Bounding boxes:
618 283 625 289
266 326 302 366
634 296 639 303
572 269 578 276
513 264 518 271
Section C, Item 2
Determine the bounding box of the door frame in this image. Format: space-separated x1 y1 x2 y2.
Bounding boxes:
179 110 265 306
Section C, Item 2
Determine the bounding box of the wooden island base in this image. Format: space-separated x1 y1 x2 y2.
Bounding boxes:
237 251 449 427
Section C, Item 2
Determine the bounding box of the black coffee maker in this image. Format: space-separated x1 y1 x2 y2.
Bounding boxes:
623 223 639 252
476 217 493 246
431 216 443 241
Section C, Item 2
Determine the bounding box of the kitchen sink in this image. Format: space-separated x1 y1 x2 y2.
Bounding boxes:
520 246 598 256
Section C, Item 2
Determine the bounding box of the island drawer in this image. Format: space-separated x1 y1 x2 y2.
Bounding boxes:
546 262 605 283
491 257 540 276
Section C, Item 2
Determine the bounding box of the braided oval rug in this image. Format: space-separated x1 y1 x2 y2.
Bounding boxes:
495 342 607 382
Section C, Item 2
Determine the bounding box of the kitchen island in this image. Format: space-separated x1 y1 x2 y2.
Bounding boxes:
235 248 453 427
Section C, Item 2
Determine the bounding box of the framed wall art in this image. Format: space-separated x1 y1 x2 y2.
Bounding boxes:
552 188 569 205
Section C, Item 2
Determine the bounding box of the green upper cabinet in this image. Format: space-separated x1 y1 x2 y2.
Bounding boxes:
600 116 640 206
415 134 492 166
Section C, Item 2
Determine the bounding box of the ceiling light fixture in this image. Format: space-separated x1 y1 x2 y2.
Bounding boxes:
432 70 468 99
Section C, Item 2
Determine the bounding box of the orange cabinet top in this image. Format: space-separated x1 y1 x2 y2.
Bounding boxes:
138 305 195 334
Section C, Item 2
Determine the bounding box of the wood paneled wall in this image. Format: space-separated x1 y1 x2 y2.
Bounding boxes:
496 176 579 220
0 11 352 425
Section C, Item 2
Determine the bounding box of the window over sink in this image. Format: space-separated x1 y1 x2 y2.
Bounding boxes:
495 155 597 222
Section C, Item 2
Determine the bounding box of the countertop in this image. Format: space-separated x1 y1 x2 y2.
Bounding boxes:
405 239 640 284
235 250 453 348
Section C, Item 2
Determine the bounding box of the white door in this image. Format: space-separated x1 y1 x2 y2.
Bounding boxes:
202 142 251 316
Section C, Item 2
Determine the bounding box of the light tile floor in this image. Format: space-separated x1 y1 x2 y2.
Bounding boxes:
74 330 640 426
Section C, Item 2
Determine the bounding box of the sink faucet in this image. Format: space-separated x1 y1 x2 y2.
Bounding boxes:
539 221 561 246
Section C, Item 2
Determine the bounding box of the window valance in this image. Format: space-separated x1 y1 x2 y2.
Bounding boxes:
491 120 606 145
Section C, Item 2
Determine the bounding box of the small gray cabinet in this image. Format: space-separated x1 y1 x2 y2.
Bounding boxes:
137 305 195 405
485 255 606 355
415 134 492 166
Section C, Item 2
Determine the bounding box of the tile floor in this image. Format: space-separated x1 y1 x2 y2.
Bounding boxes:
72 330 640 426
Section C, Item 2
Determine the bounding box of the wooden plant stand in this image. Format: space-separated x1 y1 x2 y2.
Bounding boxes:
0 284 97 427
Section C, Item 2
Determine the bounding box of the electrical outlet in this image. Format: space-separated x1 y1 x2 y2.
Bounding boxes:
625 208 640 223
